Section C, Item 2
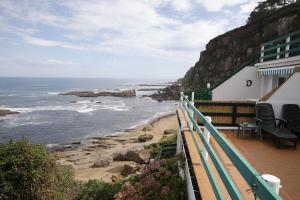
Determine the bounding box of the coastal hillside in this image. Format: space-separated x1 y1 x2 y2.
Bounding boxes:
182 2 300 90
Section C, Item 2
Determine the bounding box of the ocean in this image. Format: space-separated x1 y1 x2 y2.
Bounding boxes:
0 77 176 146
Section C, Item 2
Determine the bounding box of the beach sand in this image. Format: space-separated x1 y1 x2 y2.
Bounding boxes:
55 113 178 182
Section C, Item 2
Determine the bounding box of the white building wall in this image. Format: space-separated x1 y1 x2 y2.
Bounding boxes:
261 76 274 98
267 72 300 117
212 66 261 101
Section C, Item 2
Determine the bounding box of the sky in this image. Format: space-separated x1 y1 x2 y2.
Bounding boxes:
0 0 260 79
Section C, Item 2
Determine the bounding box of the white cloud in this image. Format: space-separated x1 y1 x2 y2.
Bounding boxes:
240 0 260 14
197 0 249 12
0 57 79 66
21 35 82 50
170 0 194 12
0 0 228 63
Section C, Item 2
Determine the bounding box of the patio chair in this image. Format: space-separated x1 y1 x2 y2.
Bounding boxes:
282 104 300 135
256 103 297 149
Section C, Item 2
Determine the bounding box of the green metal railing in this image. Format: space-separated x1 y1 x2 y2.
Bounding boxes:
260 29 300 62
184 90 212 101
181 93 282 200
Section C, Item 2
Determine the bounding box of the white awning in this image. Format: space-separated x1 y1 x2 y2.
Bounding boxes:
258 66 295 76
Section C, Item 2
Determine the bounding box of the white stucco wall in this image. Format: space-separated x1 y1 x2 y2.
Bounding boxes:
212 66 261 101
267 72 300 118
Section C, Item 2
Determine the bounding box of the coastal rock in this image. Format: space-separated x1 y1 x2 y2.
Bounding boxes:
164 129 177 135
60 89 136 98
112 146 146 164
145 84 181 102
121 163 140 177
138 134 153 142
142 125 153 132
92 156 112 168
0 109 19 117
111 175 123 182
71 141 81 145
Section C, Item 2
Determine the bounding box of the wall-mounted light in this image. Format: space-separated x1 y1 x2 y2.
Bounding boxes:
207 83 211 89
246 80 252 87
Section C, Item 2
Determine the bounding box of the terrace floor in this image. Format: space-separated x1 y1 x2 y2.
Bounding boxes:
222 130 300 200
178 109 300 200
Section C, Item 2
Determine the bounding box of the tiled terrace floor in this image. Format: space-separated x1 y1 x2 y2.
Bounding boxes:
223 131 300 200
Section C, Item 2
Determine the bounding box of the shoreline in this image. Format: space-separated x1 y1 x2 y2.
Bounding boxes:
48 111 176 150
55 112 178 182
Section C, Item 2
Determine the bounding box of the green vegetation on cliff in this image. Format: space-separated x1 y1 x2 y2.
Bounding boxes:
248 0 297 23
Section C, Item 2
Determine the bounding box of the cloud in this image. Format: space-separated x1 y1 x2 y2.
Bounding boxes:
0 0 228 62
21 35 82 50
0 0 259 78
240 0 260 14
169 0 194 12
0 57 79 66
196 0 250 12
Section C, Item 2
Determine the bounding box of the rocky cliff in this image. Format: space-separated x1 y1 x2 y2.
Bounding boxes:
182 3 300 90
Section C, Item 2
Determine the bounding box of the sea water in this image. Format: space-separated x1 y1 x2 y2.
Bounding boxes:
0 77 175 145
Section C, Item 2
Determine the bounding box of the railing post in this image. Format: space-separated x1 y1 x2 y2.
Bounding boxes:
260 45 264 62
184 95 188 122
276 45 280 60
176 124 183 155
180 92 183 103
285 36 290 58
203 116 212 161
189 92 195 130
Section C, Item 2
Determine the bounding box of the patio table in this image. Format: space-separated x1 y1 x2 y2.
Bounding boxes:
237 123 258 138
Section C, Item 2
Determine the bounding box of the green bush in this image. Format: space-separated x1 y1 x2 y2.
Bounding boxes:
76 180 122 200
0 139 79 200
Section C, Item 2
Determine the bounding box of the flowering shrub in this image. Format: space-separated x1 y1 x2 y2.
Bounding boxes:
115 159 185 200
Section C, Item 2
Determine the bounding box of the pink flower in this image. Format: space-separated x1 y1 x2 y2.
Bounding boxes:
143 166 150 174
142 177 160 189
160 159 167 166
161 186 171 196
165 170 172 177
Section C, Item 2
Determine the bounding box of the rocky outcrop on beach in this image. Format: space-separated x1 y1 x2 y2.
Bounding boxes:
121 163 140 177
138 134 153 142
0 109 19 117
181 3 300 90
92 156 113 168
61 89 136 97
145 84 181 102
164 129 177 135
112 146 147 164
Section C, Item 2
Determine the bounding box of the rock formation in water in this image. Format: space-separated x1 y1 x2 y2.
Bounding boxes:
61 89 136 97
0 109 19 117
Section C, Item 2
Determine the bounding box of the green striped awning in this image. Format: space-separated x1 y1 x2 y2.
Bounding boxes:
258 66 295 76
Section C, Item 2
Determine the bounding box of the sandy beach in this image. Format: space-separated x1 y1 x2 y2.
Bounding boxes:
55 113 178 182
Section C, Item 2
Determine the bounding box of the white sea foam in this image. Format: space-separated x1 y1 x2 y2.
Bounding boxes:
48 92 59 95
46 143 58 148
112 131 124 136
77 108 97 113
0 99 129 114
127 111 173 130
